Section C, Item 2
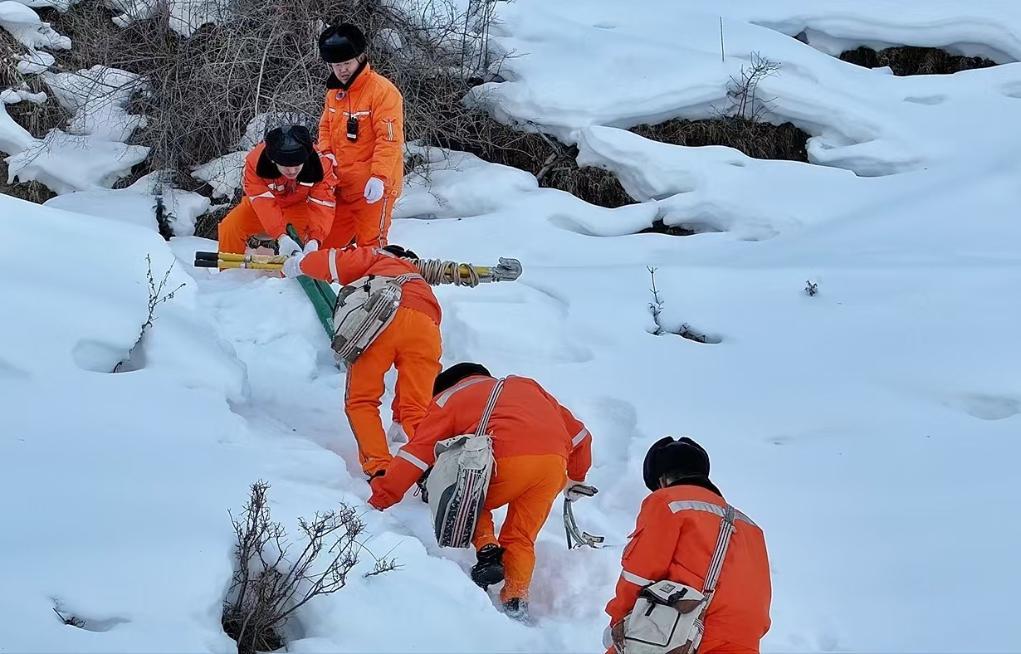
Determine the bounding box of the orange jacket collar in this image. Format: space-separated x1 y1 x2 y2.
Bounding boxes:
327 61 372 93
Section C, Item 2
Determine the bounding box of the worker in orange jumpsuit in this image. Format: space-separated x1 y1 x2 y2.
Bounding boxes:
282 244 441 480
317 23 404 249
367 363 594 620
605 437 772 654
218 125 337 256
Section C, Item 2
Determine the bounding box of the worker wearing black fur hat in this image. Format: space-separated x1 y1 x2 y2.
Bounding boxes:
316 22 404 249
604 436 772 654
218 124 337 256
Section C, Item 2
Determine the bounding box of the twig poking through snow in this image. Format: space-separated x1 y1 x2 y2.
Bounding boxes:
113 255 184 372
805 280 819 297
648 266 664 335
52 607 85 628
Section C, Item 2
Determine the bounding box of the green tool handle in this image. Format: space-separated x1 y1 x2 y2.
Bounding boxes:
285 224 337 338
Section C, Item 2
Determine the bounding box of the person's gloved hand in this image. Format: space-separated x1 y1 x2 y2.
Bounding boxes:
282 251 306 278
303 239 319 254
277 234 302 257
564 481 598 502
363 177 385 204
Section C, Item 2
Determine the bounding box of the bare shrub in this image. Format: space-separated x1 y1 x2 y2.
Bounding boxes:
726 52 780 122
629 52 807 163
223 481 393 654
840 45 997 75
113 254 184 372
15 0 634 209
1 28 68 142
44 0 505 187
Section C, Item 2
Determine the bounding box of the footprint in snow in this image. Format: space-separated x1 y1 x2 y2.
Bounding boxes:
950 394 1021 421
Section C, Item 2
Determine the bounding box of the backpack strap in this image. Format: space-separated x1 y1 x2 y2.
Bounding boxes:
688 503 736 650
702 503 736 599
474 377 506 438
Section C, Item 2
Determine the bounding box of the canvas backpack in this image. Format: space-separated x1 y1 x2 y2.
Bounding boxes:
615 504 738 654
425 378 504 548
330 272 422 364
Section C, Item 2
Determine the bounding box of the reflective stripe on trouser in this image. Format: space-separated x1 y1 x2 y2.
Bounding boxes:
217 197 316 254
344 307 441 476
471 453 567 603
323 192 395 249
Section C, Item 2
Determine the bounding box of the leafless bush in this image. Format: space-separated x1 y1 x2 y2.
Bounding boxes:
44 0 506 189
805 280 818 296
113 254 184 372
726 52 780 122
223 481 393 654
1 29 68 145
1 29 22 90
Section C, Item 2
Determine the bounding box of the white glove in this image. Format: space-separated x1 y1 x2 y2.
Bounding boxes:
303 239 319 254
282 251 306 278
363 177 385 204
387 422 408 443
564 481 597 502
277 235 302 257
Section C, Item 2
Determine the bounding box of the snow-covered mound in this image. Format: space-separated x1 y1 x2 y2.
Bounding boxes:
475 0 1021 176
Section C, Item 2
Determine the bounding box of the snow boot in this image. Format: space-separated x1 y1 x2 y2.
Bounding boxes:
502 597 529 622
470 544 505 589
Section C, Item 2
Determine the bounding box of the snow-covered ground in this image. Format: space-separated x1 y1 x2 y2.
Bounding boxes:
3 1 1021 653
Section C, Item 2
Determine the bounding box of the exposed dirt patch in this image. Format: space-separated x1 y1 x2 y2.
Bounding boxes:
631 116 809 163
839 46 997 75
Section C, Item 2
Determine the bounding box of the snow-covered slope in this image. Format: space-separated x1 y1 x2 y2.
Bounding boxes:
2 2 1021 653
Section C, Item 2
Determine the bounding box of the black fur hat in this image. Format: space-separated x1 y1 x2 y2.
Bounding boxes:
642 436 711 491
433 363 492 396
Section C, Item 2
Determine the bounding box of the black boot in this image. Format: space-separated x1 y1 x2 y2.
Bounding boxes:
502 597 529 621
470 544 505 589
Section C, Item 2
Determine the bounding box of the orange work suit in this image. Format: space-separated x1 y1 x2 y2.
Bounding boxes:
369 374 594 602
299 246 441 477
317 63 404 248
218 142 337 254
605 484 772 654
